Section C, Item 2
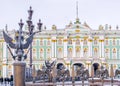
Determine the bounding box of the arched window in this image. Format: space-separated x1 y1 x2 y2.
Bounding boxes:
83 48 88 58
76 39 80 45
40 39 43 45
68 39 72 44
94 48 98 57
58 48 63 58
94 39 97 45
40 48 44 60
47 40 51 45
112 48 116 59
68 48 72 58
33 48 36 59
113 39 116 45
76 47 80 57
105 49 109 59
58 39 62 45
105 39 108 45
46 48 51 59
83 39 87 45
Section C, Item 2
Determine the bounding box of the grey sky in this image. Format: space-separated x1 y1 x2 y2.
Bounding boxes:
0 0 120 30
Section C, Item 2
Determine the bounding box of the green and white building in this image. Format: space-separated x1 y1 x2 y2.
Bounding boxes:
0 18 120 77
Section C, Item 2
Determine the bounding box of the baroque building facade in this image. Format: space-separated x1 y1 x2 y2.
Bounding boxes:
0 18 120 77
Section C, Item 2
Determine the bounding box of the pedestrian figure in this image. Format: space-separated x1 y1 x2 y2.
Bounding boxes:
1 77 3 84
10 75 13 86
6 77 9 84
4 78 6 84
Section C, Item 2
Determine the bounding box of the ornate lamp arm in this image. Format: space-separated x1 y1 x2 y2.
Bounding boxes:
7 45 16 60
23 46 32 60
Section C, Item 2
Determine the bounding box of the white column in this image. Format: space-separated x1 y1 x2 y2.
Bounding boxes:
81 41 83 57
91 38 93 58
99 39 102 58
73 41 75 58
88 38 92 57
3 42 7 60
55 39 57 58
102 39 104 58
3 42 7 77
3 65 7 78
89 38 93 58
100 36 105 58
51 37 56 58
64 37 67 58
90 41 92 57
51 40 54 58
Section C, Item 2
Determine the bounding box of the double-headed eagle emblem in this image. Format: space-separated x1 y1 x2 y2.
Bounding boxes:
3 20 35 61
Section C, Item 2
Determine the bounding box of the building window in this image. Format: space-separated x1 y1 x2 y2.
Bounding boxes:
76 47 80 57
83 39 87 45
47 40 51 45
105 39 108 45
40 39 43 46
46 48 51 59
76 39 80 45
83 48 88 58
32 48 37 60
112 48 116 59
94 48 98 57
105 49 109 59
40 48 44 60
94 39 97 45
68 48 72 58
113 39 116 45
58 39 62 45
58 48 63 58
68 39 72 44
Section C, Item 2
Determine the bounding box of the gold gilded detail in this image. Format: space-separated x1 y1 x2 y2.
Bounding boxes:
88 39 93 42
57 37 64 39
73 40 75 42
83 36 88 40
0 40 4 42
75 36 80 38
75 29 80 32
47 37 51 39
52 40 57 42
99 39 104 42
105 37 108 39
94 37 99 39
81 40 83 42
63 39 67 42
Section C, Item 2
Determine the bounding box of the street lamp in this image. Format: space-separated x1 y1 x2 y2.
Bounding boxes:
2 6 42 86
26 6 42 68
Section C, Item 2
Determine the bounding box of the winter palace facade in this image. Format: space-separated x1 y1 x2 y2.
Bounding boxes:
0 18 120 77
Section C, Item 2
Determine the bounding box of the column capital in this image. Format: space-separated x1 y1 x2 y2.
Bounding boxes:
51 39 57 42
63 39 67 42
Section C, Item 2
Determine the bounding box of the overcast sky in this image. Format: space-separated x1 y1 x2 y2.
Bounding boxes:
0 0 120 30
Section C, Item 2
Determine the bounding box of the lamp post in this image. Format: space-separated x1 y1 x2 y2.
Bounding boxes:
26 6 42 68
3 7 42 86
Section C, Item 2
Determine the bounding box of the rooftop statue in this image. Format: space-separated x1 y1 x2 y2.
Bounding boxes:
3 19 35 61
